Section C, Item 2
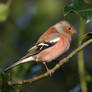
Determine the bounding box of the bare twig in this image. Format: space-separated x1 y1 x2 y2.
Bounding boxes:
8 39 92 85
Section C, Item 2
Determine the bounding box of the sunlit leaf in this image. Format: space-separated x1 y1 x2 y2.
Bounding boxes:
0 3 9 22
80 32 92 43
64 0 92 20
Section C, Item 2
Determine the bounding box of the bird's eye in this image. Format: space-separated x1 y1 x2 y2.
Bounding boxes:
68 27 71 31
64 26 72 33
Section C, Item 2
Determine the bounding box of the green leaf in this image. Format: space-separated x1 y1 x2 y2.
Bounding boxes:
64 0 92 20
1 72 19 92
80 32 92 43
0 3 9 22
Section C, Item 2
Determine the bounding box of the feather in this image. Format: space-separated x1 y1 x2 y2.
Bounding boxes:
19 41 57 61
37 28 61 42
4 56 35 72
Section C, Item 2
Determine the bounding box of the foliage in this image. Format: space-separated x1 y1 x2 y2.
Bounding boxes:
0 3 9 22
1 73 19 92
64 0 92 20
80 32 92 43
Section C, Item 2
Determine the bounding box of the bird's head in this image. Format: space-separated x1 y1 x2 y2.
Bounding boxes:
60 21 77 36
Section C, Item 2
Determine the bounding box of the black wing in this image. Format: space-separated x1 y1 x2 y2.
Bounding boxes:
19 42 56 60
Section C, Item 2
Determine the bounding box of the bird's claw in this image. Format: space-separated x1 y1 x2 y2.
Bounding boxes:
47 69 54 76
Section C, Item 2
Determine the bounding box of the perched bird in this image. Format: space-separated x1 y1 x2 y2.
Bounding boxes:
4 20 77 74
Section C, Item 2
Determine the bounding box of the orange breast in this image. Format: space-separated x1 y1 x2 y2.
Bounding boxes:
37 34 71 62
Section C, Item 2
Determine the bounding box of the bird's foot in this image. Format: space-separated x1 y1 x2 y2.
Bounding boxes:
43 62 54 76
47 69 54 76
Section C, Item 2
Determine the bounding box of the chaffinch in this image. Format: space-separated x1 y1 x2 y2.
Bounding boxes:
4 20 77 74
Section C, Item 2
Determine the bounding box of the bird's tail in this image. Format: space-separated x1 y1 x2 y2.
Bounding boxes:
4 56 36 72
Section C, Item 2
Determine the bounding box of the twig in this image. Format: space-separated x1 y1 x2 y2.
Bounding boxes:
8 39 92 85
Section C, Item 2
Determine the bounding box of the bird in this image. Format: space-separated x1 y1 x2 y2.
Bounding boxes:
4 20 77 75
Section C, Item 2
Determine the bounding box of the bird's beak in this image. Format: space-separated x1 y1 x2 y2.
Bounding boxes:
72 28 77 34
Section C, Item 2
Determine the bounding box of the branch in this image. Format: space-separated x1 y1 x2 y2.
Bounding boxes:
8 39 92 85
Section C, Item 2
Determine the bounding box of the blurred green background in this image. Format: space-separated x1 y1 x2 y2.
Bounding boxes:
0 0 92 92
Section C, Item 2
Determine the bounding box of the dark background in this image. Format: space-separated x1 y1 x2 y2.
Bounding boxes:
0 0 92 92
